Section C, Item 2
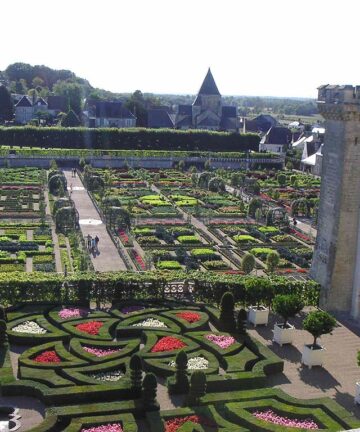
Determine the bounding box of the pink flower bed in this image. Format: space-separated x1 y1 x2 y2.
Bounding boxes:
58 308 89 320
83 346 121 357
118 229 129 245
253 410 318 429
205 334 235 349
132 250 146 270
81 423 123 432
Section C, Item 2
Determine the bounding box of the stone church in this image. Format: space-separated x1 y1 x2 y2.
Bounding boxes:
148 69 238 132
175 68 238 131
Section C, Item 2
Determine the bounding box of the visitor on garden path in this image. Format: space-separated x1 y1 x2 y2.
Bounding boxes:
293 217 297 226
86 234 92 251
95 235 99 252
91 238 96 255
69 183 73 195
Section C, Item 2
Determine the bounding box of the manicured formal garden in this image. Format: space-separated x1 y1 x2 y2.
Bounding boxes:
0 279 358 431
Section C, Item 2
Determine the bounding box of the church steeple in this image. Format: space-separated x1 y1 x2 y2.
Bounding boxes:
198 68 221 96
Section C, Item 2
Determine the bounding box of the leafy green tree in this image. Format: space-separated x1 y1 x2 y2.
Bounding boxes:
187 371 207 406
61 110 81 127
53 80 83 116
286 161 294 170
245 277 273 308
0 85 14 122
303 311 336 348
124 90 147 127
272 294 304 327
219 292 236 332
242 253 255 274
255 208 262 222
208 177 225 193
290 175 297 186
175 350 189 392
266 250 280 273
130 354 143 391
248 198 262 217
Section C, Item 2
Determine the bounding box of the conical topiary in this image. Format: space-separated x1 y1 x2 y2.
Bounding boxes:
142 372 159 411
0 305 6 322
130 354 143 391
187 370 207 406
0 320 7 345
237 308 248 335
219 292 236 332
175 350 189 392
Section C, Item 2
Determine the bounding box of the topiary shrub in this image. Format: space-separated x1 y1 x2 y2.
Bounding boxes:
0 305 6 322
245 277 273 308
130 354 143 391
303 310 336 348
272 294 304 328
0 320 7 345
237 308 248 335
242 253 255 274
219 292 236 332
266 250 280 273
174 350 189 393
187 370 207 406
142 372 159 411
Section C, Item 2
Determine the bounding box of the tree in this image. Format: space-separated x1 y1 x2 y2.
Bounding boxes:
187 371 207 406
303 311 336 348
175 350 189 392
178 160 185 172
290 175 297 186
272 294 304 327
242 253 255 274
266 211 273 226
124 90 147 127
255 208 262 222
277 173 286 186
219 292 236 332
286 161 294 170
61 110 81 127
130 354 143 391
0 85 14 122
208 177 225 193
267 251 280 273
198 172 212 189
53 80 83 116
248 198 262 217
142 372 158 410
204 159 211 170
237 308 247 335
245 277 273 308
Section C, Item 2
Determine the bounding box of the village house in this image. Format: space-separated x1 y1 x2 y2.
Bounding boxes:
83 100 136 128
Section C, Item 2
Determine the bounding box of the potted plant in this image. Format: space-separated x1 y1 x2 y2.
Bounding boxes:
245 278 272 326
272 294 304 346
302 310 336 368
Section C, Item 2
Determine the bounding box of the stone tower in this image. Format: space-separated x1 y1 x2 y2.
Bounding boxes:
310 85 360 319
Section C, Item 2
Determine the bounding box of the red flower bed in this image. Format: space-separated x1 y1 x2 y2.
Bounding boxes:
118 229 130 245
75 321 104 335
176 312 200 323
33 350 61 363
289 228 311 242
131 250 146 270
151 336 186 353
165 415 216 432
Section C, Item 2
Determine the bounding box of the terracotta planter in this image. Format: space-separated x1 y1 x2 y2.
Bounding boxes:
248 306 269 326
273 323 295 346
301 344 325 368
354 382 360 405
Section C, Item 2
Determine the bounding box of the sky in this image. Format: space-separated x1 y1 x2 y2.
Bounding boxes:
1 0 359 98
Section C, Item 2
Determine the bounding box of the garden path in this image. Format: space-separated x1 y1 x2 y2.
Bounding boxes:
248 309 360 418
62 170 127 272
44 190 62 273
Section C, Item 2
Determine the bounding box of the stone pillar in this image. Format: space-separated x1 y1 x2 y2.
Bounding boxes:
310 85 360 319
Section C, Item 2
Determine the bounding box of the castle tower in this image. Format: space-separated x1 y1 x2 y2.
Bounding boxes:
310 85 360 319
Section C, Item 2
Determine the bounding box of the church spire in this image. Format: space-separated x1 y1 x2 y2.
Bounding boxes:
198 68 221 96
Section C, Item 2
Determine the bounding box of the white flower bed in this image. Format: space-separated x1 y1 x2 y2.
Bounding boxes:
132 318 167 328
89 370 123 382
168 356 209 370
12 321 47 334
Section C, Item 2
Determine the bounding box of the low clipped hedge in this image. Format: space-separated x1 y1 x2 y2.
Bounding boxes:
116 314 182 337
63 413 138 432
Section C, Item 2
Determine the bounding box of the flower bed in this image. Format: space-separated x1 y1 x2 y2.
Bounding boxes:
177 235 200 244
156 261 182 270
76 321 104 335
33 350 61 363
168 356 208 370
165 415 216 432
83 347 121 357
88 370 123 382
132 318 167 328
176 312 200 323
12 320 47 334
58 308 89 320
81 423 123 432
151 336 187 353
205 334 235 349
253 409 319 429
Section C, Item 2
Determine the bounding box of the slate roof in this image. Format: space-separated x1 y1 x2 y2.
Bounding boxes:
15 96 32 108
197 117 220 127
34 97 47 106
148 109 174 128
263 127 292 145
86 100 135 119
178 104 192 115
222 106 236 118
220 116 236 130
176 116 192 128
198 68 220 95
47 95 68 111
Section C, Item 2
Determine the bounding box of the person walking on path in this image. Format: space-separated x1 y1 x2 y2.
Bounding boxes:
91 237 96 255
86 234 92 251
95 235 99 252
69 183 73 196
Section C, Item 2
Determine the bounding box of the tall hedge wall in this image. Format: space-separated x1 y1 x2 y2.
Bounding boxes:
0 127 259 152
